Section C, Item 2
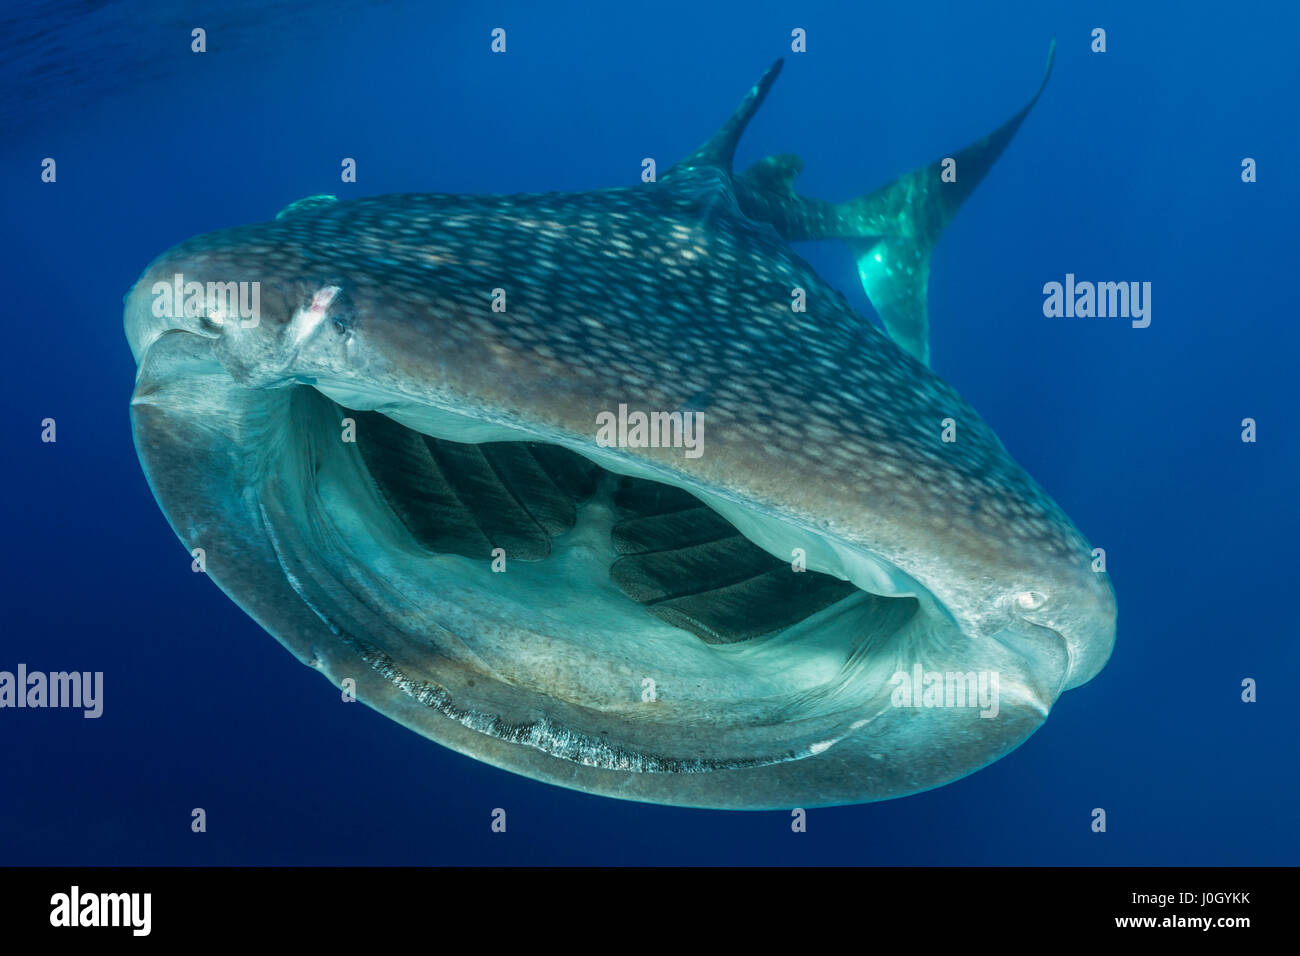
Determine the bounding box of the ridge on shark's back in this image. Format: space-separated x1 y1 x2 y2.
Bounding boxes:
124 38 1116 809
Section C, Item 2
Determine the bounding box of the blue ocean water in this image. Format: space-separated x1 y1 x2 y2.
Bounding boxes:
1 0 1296 865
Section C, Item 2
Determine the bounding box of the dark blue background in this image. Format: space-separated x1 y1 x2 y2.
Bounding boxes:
2 0 1296 864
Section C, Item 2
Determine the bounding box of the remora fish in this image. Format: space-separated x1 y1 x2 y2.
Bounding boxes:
124 40 1115 809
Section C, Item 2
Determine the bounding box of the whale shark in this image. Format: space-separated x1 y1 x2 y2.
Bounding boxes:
124 39 1115 809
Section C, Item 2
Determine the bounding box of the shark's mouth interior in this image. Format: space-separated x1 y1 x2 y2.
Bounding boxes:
351 404 873 647
239 380 986 773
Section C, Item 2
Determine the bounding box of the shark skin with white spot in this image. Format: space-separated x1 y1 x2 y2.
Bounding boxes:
123 39 1114 809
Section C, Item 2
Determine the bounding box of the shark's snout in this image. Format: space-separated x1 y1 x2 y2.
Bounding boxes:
124 246 272 359
125 238 369 392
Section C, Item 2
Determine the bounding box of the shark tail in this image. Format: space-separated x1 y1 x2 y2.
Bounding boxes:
736 37 1056 366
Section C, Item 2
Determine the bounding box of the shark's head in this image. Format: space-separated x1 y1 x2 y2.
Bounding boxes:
125 45 1115 809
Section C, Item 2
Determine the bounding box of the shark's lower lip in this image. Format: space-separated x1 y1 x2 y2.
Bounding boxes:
130 328 1072 808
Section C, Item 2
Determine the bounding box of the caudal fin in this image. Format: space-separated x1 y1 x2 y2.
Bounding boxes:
735 38 1056 366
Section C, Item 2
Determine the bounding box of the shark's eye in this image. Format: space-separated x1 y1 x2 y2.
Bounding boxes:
1014 591 1047 611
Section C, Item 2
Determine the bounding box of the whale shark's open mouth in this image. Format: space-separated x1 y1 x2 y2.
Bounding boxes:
265 382 934 773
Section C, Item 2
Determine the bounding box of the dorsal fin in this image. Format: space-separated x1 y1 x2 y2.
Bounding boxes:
664 59 784 182
733 38 1056 366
